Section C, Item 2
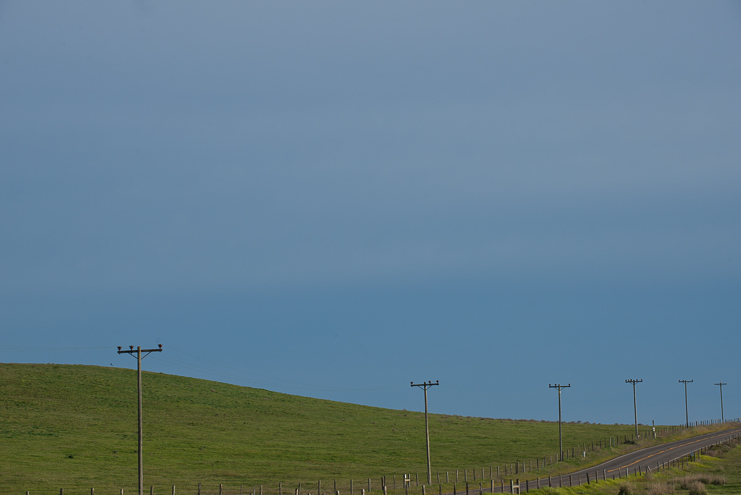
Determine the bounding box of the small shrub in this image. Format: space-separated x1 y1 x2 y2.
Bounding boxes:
647 483 674 495
688 481 707 495
618 483 634 495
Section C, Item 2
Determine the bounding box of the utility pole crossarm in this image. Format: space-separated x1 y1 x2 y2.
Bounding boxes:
549 384 570 462
411 380 439 486
118 345 163 357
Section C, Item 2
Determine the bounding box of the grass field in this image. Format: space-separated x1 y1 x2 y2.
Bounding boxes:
0 364 727 495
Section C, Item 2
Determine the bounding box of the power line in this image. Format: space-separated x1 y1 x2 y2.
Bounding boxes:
159 346 405 393
0 346 114 350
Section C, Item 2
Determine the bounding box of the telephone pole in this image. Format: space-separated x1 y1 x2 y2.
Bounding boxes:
548 384 570 461
715 381 727 423
118 344 163 495
411 380 439 485
625 379 642 439
679 380 693 428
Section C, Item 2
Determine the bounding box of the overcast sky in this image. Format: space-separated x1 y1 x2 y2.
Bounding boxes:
1 1 740 426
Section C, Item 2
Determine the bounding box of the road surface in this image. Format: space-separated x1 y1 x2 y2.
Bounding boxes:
443 427 741 494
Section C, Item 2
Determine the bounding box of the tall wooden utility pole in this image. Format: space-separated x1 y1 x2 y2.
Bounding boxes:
715 381 727 423
549 384 570 461
679 380 693 428
118 344 163 495
625 379 642 440
411 380 439 485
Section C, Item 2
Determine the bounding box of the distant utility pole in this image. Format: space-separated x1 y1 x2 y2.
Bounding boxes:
118 345 163 495
411 380 439 485
548 384 570 461
715 381 727 423
625 379 642 440
679 380 693 428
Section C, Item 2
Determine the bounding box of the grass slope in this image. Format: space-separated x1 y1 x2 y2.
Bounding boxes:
0 364 711 495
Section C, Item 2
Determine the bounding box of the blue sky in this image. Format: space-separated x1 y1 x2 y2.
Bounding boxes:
1 1 740 426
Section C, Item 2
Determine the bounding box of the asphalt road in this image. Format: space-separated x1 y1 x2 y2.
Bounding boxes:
445 427 741 494
545 427 741 489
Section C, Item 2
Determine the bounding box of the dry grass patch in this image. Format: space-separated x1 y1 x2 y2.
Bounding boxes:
687 481 707 495
646 482 674 495
675 474 725 489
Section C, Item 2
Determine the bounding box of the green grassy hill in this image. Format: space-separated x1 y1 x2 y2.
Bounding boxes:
0 363 708 495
